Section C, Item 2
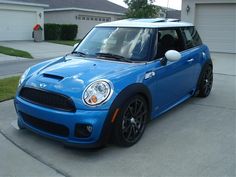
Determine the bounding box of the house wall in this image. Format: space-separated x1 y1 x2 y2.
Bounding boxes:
45 10 124 39
181 0 236 24
181 0 236 54
0 3 45 41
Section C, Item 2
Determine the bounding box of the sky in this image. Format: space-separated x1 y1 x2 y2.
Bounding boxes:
108 0 182 10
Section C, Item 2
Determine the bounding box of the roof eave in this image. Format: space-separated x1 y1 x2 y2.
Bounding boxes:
44 8 125 16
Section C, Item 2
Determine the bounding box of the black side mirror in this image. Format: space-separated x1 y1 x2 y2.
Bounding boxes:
160 57 167 66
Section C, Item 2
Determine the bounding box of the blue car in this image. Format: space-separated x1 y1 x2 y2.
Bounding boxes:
14 19 213 148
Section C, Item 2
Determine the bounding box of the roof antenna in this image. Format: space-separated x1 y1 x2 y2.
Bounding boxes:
166 0 170 20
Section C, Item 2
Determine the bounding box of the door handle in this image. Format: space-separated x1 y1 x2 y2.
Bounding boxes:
187 58 194 62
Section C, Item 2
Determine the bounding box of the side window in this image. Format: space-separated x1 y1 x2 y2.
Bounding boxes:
155 28 185 59
181 27 202 49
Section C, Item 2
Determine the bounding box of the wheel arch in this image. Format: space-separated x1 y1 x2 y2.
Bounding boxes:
96 83 152 147
112 83 152 115
205 58 213 67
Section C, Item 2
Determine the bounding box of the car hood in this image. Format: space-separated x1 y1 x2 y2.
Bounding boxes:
36 55 138 81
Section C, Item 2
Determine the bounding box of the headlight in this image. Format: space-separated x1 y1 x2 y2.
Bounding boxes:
83 80 113 106
18 68 30 86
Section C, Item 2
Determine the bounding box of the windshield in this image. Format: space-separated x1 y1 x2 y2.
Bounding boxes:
74 27 154 62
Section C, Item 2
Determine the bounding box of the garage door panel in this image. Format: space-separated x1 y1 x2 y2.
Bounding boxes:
0 10 36 41
200 35 235 42
195 4 236 53
196 19 235 26
197 25 235 32
196 4 236 15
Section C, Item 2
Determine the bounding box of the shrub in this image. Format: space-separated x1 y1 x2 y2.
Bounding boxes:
44 24 61 40
60 25 78 40
44 24 78 40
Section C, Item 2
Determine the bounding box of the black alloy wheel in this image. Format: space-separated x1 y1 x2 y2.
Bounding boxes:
113 95 148 147
198 65 213 97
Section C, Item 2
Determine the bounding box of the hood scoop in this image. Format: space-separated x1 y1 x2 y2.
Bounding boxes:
42 73 64 81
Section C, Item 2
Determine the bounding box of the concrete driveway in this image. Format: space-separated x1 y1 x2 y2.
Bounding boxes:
0 41 73 59
0 53 235 177
211 53 236 75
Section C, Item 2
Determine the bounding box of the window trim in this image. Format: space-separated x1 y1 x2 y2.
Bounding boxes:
149 26 204 62
150 27 186 61
180 26 203 50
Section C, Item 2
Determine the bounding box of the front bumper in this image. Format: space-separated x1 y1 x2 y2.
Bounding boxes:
14 96 110 148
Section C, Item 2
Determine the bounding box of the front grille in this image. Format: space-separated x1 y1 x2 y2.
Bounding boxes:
19 87 76 112
20 111 69 137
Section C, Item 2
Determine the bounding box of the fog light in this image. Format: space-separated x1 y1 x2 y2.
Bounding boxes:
86 125 93 133
75 124 93 138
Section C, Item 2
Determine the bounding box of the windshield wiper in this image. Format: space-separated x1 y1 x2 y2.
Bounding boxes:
71 51 87 57
96 52 132 63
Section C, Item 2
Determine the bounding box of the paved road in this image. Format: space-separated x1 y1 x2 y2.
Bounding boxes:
0 54 235 176
0 41 73 78
0 41 73 59
0 58 48 78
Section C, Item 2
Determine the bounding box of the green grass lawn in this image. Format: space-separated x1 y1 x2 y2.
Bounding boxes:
47 40 81 46
0 76 20 102
0 46 33 59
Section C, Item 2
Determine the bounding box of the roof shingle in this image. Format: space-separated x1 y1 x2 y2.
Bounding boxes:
4 0 127 13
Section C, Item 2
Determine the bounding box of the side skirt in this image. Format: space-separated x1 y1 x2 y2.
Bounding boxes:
151 93 192 120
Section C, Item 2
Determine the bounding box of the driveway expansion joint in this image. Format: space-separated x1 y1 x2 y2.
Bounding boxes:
0 129 70 177
214 72 236 77
191 102 236 111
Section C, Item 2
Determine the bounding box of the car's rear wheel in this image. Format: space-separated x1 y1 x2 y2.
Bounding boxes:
197 65 213 97
113 95 148 147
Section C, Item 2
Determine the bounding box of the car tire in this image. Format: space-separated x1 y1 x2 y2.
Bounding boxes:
197 65 213 97
113 95 148 147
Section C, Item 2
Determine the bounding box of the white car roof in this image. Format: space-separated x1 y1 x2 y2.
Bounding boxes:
96 18 193 28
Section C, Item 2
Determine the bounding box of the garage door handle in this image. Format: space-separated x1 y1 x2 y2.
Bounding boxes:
187 58 194 62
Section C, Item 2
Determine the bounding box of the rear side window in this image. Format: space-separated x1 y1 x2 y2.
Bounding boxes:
181 27 202 49
155 28 185 59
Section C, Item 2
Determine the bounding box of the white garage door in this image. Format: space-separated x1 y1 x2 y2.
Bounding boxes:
195 4 236 53
76 15 111 39
0 10 37 41
77 20 98 39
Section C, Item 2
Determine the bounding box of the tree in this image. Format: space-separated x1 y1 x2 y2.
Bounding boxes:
124 0 160 18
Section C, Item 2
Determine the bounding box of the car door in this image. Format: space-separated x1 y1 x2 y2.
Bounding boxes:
148 28 199 115
180 26 204 88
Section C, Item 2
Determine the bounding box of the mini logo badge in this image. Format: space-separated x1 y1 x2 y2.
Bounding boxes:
39 83 47 88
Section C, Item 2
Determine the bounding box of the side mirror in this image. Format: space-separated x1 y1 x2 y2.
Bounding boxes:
73 43 79 49
165 50 181 61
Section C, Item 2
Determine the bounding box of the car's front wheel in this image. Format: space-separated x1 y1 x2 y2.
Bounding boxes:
113 95 148 147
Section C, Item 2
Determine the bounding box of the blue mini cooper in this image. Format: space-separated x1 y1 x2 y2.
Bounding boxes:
15 19 213 148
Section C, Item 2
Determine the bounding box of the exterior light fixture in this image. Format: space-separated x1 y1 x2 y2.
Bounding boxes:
186 5 190 14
